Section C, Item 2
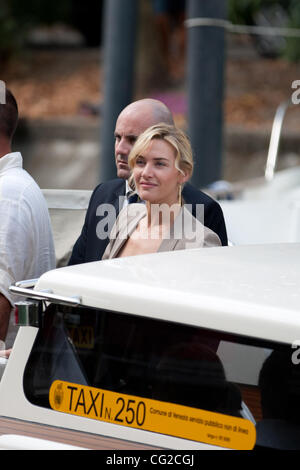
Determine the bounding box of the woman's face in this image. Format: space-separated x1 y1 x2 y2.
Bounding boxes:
133 139 188 205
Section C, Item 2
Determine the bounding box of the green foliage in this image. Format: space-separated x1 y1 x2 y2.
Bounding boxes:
228 0 262 25
0 0 73 62
9 0 72 26
283 0 300 61
228 0 289 24
229 0 300 62
0 2 24 62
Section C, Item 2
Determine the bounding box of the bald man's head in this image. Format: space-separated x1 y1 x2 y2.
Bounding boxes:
114 99 174 179
123 99 174 127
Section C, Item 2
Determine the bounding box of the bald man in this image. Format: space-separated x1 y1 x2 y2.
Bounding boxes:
68 99 227 265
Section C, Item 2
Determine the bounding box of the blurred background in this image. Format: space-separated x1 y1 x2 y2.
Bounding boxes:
1 0 300 191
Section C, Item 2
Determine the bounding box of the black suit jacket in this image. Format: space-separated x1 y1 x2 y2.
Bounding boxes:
68 179 227 265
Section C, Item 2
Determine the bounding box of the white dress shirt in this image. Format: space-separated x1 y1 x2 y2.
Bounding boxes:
124 180 136 207
0 152 56 347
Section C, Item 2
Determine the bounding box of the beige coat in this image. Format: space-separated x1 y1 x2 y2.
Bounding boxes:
102 203 221 260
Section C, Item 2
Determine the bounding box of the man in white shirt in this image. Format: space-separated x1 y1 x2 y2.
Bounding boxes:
0 89 55 347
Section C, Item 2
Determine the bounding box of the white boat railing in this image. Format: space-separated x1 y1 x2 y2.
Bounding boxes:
264 98 293 182
42 189 92 267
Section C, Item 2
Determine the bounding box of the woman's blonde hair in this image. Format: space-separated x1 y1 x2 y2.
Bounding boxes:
128 123 194 189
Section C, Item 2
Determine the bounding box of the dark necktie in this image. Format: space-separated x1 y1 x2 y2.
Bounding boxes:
128 193 139 204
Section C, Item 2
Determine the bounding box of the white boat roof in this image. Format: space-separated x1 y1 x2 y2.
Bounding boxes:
35 243 300 345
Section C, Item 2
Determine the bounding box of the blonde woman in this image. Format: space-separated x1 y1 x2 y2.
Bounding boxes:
102 124 221 259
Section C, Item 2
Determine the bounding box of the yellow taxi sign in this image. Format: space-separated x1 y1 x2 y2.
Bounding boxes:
49 381 256 450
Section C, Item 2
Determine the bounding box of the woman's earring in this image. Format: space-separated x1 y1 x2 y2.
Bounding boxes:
178 184 182 206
